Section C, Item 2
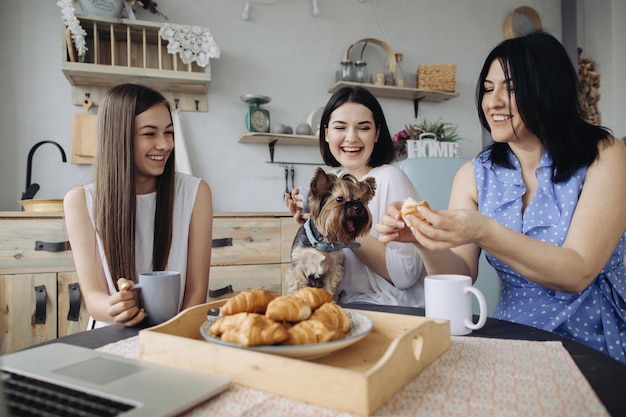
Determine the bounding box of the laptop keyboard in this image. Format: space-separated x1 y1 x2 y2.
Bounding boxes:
2 370 135 417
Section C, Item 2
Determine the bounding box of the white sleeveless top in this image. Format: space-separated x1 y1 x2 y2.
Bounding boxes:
84 173 201 328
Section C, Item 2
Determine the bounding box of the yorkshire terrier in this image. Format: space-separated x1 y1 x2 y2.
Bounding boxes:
285 167 376 299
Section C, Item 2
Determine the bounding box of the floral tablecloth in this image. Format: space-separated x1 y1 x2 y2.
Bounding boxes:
98 336 609 417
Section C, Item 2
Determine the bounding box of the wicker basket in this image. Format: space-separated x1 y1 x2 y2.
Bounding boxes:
417 64 456 92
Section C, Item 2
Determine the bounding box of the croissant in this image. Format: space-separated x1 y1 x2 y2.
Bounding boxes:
310 302 351 333
265 295 311 322
220 289 276 315
217 313 289 347
293 287 333 309
209 312 253 336
400 197 432 227
284 319 342 345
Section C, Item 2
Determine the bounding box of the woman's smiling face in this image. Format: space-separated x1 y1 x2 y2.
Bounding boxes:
324 102 379 178
481 59 533 144
133 103 174 191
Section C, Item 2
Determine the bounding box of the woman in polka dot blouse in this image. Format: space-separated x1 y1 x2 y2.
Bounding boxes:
376 32 626 364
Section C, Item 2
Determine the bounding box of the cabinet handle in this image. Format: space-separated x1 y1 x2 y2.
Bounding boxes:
34 285 47 324
208 284 233 298
212 238 232 248
67 283 82 322
35 241 71 252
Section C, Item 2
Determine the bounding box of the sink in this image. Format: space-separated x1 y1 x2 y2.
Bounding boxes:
17 199 64 212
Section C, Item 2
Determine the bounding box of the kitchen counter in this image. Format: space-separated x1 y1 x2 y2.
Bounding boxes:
0 211 291 218
0 211 294 274
0 211 298 353
0 212 73 274
0 211 64 218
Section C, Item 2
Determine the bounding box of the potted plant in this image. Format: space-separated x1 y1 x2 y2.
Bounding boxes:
393 118 463 160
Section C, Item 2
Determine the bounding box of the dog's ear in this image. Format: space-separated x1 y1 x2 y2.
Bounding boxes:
310 167 335 197
358 177 377 204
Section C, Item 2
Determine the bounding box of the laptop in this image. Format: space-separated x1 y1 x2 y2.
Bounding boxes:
0 342 230 416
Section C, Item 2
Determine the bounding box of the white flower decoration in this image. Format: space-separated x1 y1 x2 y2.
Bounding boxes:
57 0 88 62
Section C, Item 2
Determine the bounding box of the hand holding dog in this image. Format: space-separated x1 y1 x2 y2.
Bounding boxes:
284 187 309 225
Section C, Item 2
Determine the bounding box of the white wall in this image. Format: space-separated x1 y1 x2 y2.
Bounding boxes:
0 0 618 213
578 0 626 140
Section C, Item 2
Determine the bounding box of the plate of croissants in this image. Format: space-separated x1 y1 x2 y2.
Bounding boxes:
200 287 373 360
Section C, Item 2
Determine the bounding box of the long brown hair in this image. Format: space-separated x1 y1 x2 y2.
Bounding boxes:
94 84 176 288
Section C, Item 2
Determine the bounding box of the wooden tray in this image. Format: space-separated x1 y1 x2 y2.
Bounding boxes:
139 300 451 416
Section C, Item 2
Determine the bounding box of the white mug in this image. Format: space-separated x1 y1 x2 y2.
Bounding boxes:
130 271 181 326
425 274 487 336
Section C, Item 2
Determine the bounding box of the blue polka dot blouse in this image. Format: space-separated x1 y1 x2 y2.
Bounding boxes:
474 149 626 364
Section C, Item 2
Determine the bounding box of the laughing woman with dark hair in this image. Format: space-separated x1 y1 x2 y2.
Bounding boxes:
64 84 213 328
377 32 626 363
286 86 428 306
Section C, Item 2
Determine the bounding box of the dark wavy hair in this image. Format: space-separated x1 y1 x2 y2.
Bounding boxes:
475 31 612 182
319 86 395 167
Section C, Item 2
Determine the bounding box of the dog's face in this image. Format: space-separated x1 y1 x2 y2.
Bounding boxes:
307 167 376 244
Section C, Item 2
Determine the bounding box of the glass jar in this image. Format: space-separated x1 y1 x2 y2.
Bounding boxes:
339 60 355 81
354 60 368 83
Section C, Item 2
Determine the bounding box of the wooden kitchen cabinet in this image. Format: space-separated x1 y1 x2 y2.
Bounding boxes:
0 211 299 354
0 212 88 354
0 272 89 354
209 213 299 296
0 273 56 353
58 271 90 336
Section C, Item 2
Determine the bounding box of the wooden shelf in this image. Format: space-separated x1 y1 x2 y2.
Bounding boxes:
239 132 318 146
61 63 210 94
61 15 211 112
239 132 320 164
328 81 459 102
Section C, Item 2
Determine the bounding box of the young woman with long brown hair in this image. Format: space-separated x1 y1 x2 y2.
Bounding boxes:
64 84 213 328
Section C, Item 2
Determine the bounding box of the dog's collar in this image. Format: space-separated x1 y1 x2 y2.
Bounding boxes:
303 219 361 252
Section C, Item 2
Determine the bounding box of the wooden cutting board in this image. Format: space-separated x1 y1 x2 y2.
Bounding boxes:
71 98 97 164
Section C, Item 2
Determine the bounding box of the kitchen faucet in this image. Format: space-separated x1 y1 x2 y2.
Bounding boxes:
22 140 68 200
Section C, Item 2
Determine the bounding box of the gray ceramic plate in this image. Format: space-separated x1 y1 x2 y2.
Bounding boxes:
200 311 373 360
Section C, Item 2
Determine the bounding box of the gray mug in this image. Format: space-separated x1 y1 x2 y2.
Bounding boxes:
130 271 181 326
298 185 310 214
